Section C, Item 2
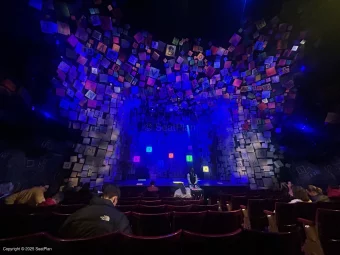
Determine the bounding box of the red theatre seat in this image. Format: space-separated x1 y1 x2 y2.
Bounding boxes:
0 232 46 249
139 200 162 206
137 205 166 214
166 205 192 212
231 196 248 210
56 204 86 214
131 212 171 236
172 211 207 233
48 213 70 236
204 210 242 234
182 199 203 205
163 200 183 206
181 229 242 254
118 200 140 205
117 204 138 212
191 204 219 212
242 229 302 255
121 230 182 255
317 208 340 255
45 232 121 254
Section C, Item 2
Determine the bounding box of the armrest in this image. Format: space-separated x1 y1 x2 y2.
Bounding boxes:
240 205 247 210
297 218 315 226
263 210 275 216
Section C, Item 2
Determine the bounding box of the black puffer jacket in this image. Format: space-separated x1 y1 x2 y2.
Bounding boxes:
59 196 132 238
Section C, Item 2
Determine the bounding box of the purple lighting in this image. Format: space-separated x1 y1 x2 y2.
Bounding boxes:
133 156 140 163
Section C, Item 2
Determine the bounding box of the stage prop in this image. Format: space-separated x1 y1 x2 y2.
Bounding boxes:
31 0 307 190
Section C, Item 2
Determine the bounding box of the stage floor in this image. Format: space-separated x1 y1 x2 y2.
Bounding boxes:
115 178 248 187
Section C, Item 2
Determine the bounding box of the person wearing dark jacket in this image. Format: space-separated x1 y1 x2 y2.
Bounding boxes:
59 184 131 238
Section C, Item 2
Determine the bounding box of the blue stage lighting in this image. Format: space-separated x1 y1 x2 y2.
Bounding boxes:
146 146 152 153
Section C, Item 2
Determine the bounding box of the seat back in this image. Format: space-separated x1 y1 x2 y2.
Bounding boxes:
166 205 192 212
45 231 121 254
204 210 242 234
191 204 218 212
317 201 340 210
182 229 242 254
116 205 138 213
118 200 140 205
242 229 302 255
141 196 160 200
275 202 298 232
0 232 46 248
121 230 182 255
317 208 340 255
56 204 86 214
137 205 166 214
231 196 248 210
163 200 183 206
172 211 206 233
182 199 203 205
131 212 171 236
296 202 318 221
247 199 268 231
48 213 71 236
139 200 162 206
120 196 141 201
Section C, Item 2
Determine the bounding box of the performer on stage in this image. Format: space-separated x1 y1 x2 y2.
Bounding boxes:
187 168 204 199
187 168 199 189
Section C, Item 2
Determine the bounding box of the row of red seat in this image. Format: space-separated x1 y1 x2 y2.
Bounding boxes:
0 229 302 255
117 204 221 213
0 209 242 238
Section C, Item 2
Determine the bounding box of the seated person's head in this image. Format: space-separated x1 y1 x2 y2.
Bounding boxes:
306 185 323 197
53 192 64 204
150 180 156 186
178 183 186 194
292 186 310 202
102 184 121 206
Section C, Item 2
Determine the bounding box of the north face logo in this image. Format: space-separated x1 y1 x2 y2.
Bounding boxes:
100 215 110 222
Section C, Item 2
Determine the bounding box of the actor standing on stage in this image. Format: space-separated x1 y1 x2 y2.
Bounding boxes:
187 168 198 188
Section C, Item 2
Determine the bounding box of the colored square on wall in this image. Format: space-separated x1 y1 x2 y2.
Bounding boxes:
169 153 174 159
203 166 209 173
186 155 193 162
133 156 140 163
146 146 152 153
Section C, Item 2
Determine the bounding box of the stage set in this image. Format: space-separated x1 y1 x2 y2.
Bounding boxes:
30 1 306 191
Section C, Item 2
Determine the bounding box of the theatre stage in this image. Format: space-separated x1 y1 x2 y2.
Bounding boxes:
115 178 249 195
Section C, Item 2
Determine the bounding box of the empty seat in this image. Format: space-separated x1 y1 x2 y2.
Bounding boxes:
121 230 182 255
45 231 121 254
244 199 268 231
296 202 318 221
317 201 340 210
139 200 162 206
166 204 192 212
265 202 298 232
182 229 242 254
172 211 206 233
204 210 242 234
242 229 302 255
191 204 219 212
131 212 171 236
118 200 140 205
120 196 141 201
161 197 181 202
317 208 340 255
56 204 86 214
137 205 166 214
116 205 138 213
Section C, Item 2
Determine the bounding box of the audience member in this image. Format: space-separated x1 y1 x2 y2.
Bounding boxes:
59 184 131 238
306 185 330 202
147 180 159 192
39 192 64 206
5 183 49 206
289 186 312 203
174 183 192 199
